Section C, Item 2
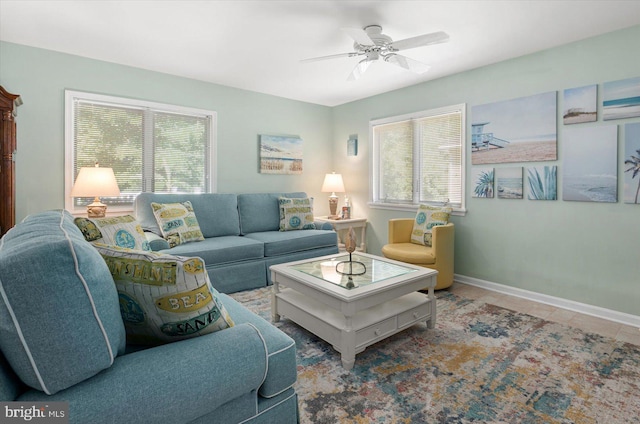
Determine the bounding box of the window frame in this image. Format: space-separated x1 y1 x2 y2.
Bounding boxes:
369 103 466 215
64 90 217 215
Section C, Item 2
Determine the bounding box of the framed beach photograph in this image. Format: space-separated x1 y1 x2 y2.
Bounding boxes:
259 134 303 174
471 168 494 198
471 91 557 165
603 76 640 121
562 125 617 203
563 85 597 124
528 166 557 200
496 167 523 199
624 122 640 204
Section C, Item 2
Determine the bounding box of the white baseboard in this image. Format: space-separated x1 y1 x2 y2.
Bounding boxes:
454 274 640 329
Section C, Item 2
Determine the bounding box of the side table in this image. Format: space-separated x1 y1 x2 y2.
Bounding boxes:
315 216 367 253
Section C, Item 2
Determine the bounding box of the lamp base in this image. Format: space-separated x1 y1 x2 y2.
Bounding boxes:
86 197 107 218
328 196 338 219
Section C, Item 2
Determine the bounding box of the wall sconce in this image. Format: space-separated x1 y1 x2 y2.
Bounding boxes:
321 172 345 219
70 163 120 218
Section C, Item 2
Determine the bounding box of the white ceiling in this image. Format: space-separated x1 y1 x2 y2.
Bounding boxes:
1 0 640 106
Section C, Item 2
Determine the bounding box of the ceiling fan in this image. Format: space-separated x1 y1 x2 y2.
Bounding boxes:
302 25 449 81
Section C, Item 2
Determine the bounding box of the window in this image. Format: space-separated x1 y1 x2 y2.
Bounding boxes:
370 104 466 212
65 91 216 214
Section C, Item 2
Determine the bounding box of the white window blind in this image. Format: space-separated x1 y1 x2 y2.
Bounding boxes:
371 104 465 210
65 91 216 213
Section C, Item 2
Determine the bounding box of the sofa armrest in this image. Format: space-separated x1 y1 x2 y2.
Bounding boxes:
314 221 334 231
144 231 170 251
19 323 268 423
388 218 415 243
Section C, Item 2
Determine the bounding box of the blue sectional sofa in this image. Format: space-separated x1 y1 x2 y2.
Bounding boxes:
0 210 299 423
134 192 339 293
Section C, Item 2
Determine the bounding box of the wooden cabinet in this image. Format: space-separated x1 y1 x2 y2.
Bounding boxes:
0 86 22 237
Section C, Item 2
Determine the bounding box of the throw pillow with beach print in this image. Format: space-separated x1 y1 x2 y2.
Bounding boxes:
278 197 315 231
94 244 234 346
75 215 150 251
151 201 205 247
410 204 452 247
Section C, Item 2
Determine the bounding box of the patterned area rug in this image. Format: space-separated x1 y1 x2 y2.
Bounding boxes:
229 288 640 423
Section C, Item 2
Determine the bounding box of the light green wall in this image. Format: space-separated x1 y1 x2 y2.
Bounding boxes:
332 25 640 316
0 41 334 221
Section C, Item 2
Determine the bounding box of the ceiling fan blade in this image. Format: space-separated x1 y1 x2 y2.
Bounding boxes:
390 31 449 51
301 52 360 63
348 59 373 81
384 54 431 74
342 27 375 46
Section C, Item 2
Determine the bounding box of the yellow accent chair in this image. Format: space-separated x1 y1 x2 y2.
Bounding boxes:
381 219 454 290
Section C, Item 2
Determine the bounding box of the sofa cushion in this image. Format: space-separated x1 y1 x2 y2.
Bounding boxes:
0 210 126 395
151 201 205 248
159 236 265 266
278 197 315 231
219 293 297 398
94 244 235 346
244 230 337 257
238 192 308 235
135 193 241 238
410 204 452 247
75 215 150 251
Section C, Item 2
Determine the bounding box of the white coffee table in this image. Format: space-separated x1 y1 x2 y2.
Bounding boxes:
270 252 437 370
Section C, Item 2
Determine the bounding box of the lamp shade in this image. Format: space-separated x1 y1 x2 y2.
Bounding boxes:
70 166 120 197
321 172 345 193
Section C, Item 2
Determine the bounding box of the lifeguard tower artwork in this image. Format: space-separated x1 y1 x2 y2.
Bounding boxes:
471 91 557 165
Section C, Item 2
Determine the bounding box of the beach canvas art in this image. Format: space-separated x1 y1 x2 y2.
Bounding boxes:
496 167 523 199
603 76 640 121
563 125 617 203
528 166 557 200
471 168 494 198
563 85 597 124
624 122 640 204
471 91 557 165
259 134 303 174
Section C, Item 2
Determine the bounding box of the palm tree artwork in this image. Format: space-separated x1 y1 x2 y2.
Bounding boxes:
472 168 494 198
528 166 557 200
625 148 640 204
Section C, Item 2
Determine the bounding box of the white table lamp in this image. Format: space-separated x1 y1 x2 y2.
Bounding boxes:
70 163 121 218
321 172 345 219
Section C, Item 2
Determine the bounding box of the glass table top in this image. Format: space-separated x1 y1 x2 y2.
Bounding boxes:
290 254 417 290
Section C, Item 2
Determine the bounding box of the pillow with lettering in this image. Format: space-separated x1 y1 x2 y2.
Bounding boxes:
410 204 452 247
151 201 205 248
75 215 150 251
278 197 315 231
93 244 234 346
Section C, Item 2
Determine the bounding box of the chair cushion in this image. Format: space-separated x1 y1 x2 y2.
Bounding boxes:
151 201 205 248
410 204 452 247
75 215 151 251
278 197 315 231
94 244 234 346
382 243 436 265
0 210 126 395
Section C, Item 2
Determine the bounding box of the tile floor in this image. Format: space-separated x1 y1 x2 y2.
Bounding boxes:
448 282 640 346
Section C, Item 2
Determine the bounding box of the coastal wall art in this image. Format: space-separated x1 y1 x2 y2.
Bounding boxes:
259 134 303 174
624 122 640 204
471 168 494 198
528 166 557 200
603 76 640 121
496 167 523 199
471 91 557 165
562 125 617 203
563 85 597 125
